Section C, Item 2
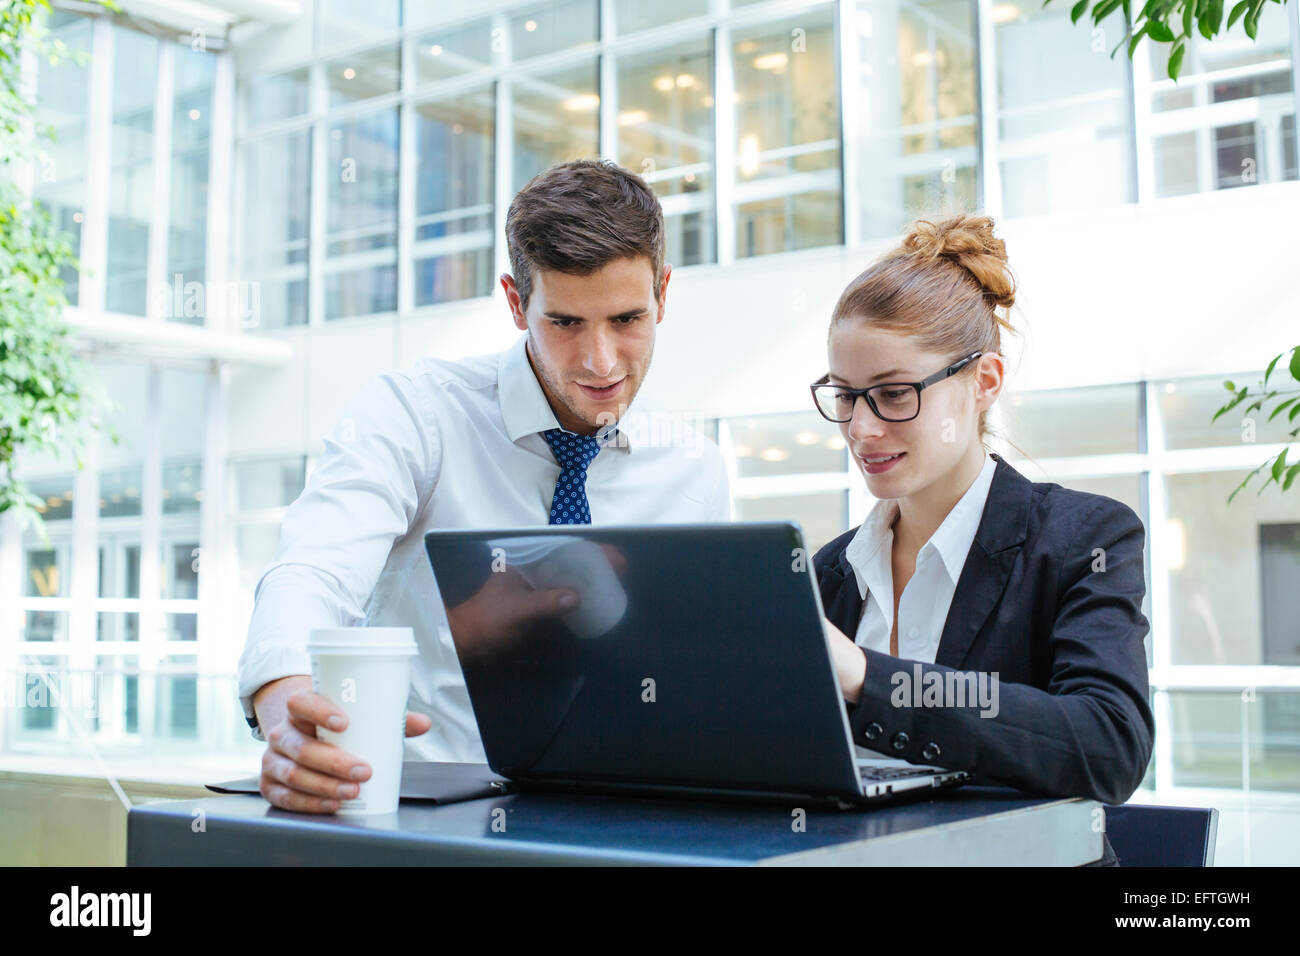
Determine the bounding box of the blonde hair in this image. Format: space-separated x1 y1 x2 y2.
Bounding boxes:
830 214 1022 448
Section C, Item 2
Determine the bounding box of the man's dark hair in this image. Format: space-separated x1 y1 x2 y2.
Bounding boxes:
505 159 665 312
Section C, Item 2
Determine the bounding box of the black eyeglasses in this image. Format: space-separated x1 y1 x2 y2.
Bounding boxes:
810 352 983 424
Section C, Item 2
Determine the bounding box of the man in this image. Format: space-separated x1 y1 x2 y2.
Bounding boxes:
240 159 731 814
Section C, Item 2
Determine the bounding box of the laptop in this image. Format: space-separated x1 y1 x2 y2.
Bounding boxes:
424 522 970 809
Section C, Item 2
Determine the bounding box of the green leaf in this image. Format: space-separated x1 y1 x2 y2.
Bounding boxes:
1168 39 1187 80
1072 0 1092 21
1271 448 1289 483
1290 345 1300 382
1148 18 1176 40
1270 397 1300 421
1263 354 1283 387
1128 21 1151 56
1227 0 1250 27
1094 0 1123 21
1182 0 1194 34
1212 386 1249 422
1225 379 1237 391
1285 462 1300 492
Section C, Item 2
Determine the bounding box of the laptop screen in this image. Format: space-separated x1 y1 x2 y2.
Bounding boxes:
425 523 862 800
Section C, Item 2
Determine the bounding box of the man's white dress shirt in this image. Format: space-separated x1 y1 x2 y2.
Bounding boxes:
844 452 997 664
238 334 732 762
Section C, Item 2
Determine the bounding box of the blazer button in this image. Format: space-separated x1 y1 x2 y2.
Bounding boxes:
890 731 909 752
863 722 883 741
922 742 941 762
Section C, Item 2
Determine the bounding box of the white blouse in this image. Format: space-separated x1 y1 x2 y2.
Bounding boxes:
844 452 998 664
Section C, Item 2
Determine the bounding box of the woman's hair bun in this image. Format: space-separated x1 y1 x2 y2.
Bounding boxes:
899 214 1016 310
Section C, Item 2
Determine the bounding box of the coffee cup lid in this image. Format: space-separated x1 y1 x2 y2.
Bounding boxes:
306 626 417 655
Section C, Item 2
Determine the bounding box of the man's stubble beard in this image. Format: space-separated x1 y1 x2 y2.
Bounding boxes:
527 329 654 431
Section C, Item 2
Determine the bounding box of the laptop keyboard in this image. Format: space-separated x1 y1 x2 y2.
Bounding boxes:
858 765 944 781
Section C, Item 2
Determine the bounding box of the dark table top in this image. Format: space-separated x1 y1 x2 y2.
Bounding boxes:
128 784 1102 866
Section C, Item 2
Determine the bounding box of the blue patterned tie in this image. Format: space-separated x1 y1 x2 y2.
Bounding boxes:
542 428 604 525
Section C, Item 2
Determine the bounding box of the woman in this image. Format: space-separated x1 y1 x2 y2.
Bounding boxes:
810 215 1153 822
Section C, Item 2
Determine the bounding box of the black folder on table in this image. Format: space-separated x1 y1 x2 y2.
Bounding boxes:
205 761 515 805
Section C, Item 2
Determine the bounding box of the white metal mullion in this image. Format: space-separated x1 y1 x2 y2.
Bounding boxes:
714 22 735 265
600 0 618 162
974 0 1001 216
1144 380 1174 791
836 0 861 250
309 60 328 327
79 16 114 314
147 42 175 322
196 361 229 690
398 35 417 318
137 365 164 740
1131 31 1156 203
207 49 236 332
493 12 514 285
68 430 100 659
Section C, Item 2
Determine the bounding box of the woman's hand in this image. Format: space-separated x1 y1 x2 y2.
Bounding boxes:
823 618 867 704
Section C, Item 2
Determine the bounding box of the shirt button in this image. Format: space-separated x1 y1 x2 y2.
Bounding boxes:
863 722 883 741
922 742 942 762
890 731 910 752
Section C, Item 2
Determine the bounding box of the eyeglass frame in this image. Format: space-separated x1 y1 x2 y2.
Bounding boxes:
809 351 984 424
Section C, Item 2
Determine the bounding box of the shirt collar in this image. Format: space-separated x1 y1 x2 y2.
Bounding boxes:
497 334 632 453
844 451 998 599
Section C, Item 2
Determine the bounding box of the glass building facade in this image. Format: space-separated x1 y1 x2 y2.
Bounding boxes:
4 1 1300 859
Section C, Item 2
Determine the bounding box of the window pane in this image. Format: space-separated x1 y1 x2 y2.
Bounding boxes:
1158 373 1299 450
733 11 842 258
241 67 310 127
99 467 144 518
1149 3 1297 197
1170 690 1300 793
413 90 495 306
855 0 978 239
728 412 847 478
106 26 158 316
414 18 494 86
24 546 66 598
162 460 203 515
234 457 308 510
18 656 61 730
98 544 141 599
512 62 600 192
317 0 400 51
994 0 1132 217
612 0 708 35
737 491 848 554
1164 469 1300 665
327 110 399 319
96 610 140 642
509 0 598 62
166 612 198 642
617 38 715 266
328 44 400 108
166 542 200 600
25 474 76 522
154 656 198 736
23 610 69 642
34 11 93 305
241 130 311 328
167 44 217 325
236 523 283 594
1001 383 1142 458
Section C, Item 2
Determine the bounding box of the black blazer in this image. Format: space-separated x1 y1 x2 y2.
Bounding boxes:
814 452 1154 808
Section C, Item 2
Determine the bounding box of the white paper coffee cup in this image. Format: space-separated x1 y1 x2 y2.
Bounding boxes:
512 538 628 639
306 626 416 815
